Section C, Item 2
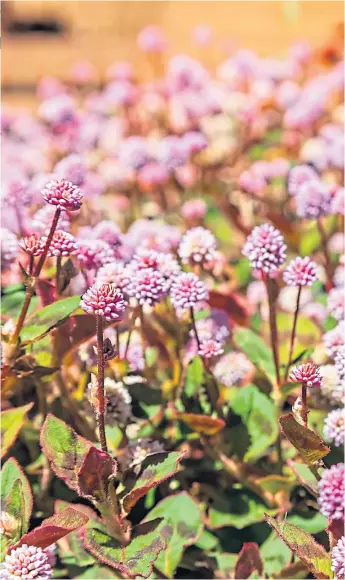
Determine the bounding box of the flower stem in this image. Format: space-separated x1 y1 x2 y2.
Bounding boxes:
56 256 62 296
265 277 281 388
96 315 108 453
10 207 61 345
301 384 308 428
284 285 302 380
190 307 201 350
317 217 333 288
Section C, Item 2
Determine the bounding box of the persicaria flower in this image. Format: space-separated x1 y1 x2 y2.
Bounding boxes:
242 223 286 278
137 25 167 53
332 536 345 579
319 364 344 406
41 179 83 211
287 164 319 196
170 272 208 312
1 228 18 268
182 199 207 220
126 268 168 306
198 338 224 359
318 463 344 521
289 362 322 387
96 262 131 292
283 256 318 286
43 230 78 257
178 226 217 266
323 322 345 356
80 283 126 321
324 409 344 447
295 179 331 219
104 377 132 425
214 352 253 387
76 240 115 270
0 544 52 579
334 346 345 382
19 234 44 256
327 288 345 321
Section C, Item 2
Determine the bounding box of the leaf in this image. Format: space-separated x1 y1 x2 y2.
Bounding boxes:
265 515 332 579
77 447 117 501
15 507 89 550
143 492 203 576
288 513 328 534
20 296 80 344
1 458 33 536
1 403 33 459
122 451 185 513
76 565 119 579
255 474 295 497
231 385 278 461
260 531 291 576
234 542 264 579
40 414 92 492
233 327 275 381
1 290 39 319
175 412 225 435
3 480 26 545
55 501 98 567
209 489 277 530
184 356 204 397
213 553 237 577
300 224 321 255
279 413 330 466
57 258 78 294
83 520 166 578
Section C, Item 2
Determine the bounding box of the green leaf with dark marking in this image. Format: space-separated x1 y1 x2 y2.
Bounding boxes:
1 458 33 540
209 489 277 530
83 520 166 578
143 492 204 577
20 296 80 344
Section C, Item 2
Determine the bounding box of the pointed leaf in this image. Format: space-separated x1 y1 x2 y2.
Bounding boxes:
57 258 78 294
234 542 264 579
40 414 92 492
1 458 33 535
233 327 275 381
209 489 277 530
77 447 117 501
122 451 185 513
175 412 225 435
265 515 332 579
15 508 89 550
4 480 26 543
279 413 330 465
20 296 80 344
143 492 203 576
83 519 166 578
55 501 99 567
1 404 33 459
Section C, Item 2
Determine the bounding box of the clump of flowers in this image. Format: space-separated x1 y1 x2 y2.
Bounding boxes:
242 223 286 277
170 272 209 313
214 352 253 387
178 226 217 266
324 408 344 447
41 178 83 211
0 544 52 579
318 463 344 521
104 378 132 425
42 230 78 257
332 536 345 580
283 256 318 286
80 283 126 321
289 362 322 387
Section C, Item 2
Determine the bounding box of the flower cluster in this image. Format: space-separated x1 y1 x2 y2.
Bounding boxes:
80 283 126 321
242 223 287 278
289 362 322 387
318 463 344 521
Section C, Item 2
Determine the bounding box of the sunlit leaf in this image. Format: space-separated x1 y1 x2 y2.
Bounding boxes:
233 328 275 381
279 413 330 466
1 403 33 459
184 356 204 397
175 412 225 435
20 296 80 344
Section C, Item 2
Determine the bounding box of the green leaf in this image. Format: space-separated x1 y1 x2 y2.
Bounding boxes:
300 224 321 256
195 529 219 551
122 451 185 513
260 531 291 576
55 501 98 567
40 414 91 492
279 413 330 466
1 291 39 319
1 458 33 536
144 492 203 576
265 515 332 579
4 480 26 542
1 403 33 459
288 513 328 534
233 328 275 382
76 565 119 579
213 553 237 577
185 356 204 397
231 385 279 461
20 296 80 344
209 489 277 530
83 520 166 578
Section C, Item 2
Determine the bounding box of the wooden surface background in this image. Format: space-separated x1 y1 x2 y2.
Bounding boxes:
2 1 344 108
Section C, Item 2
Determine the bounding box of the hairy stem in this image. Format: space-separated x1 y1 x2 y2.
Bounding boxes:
190 306 201 350
96 315 108 453
56 255 62 296
265 277 281 388
301 384 308 428
284 285 302 380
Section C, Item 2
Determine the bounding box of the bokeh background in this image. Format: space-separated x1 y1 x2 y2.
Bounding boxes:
2 1 344 109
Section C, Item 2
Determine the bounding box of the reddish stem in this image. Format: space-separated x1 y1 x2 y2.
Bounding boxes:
301 384 308 428
190 306 201 350
284 285 302 380
96 315 108 453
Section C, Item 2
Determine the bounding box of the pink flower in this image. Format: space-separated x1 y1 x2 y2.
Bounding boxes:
332 536 345 579
170 272 208 312
289 362 322 387
76 240 115 270
283 256 318 286
107 61 134 82
178 226 217 266
288 164 319 196
127 268 168 306
137 25 167 53
41 179 83 211
324 322 345 356
137 163 170 190
0 544 52 579
19 234 44 257
198 338 224 359
182 199 207 220
80 283 126 321
96 262 131 292
328 288 345 321
54 154 87 186
318 463 344 521
192 24 213 46
334 346 345 382
1 228 18 268
242 223 286 278
239 171 266 195
331 187 345 216
295 179 331 219
324 409 344 447
214 352 253 387
43 230 78 257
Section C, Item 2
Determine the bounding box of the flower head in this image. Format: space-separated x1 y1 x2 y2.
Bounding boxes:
80 283 126 321
242 223 286 278
137 25 167 53
324 409 344 447
178 226 217 266
318 463 344 521
41 179 83 211
0 544 52 579
198 338 224 360
19 234 44 257
214 352 252 387
96 262 131 291
324 322 345 356
76 240 115 270
334 346 345 382
283 256 318 286
289 362 322 387
332 536 345 579
295 179 331 219
328 288 345 321
288 164 319 196
127 268 168 306
170 272 208 312
104 378 132 425
319 364 344 406
43 230 78 257
182 199 207 220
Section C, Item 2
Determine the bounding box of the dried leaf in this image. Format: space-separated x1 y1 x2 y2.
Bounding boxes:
279 413 330 466
175 412 225 435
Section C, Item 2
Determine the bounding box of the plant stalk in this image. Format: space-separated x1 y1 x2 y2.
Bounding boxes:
190 306 201 350
96 315 108 453
265 277 281 388
301 384 308 428
284 285 302 380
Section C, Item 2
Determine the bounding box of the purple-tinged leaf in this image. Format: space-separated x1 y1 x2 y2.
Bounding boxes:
77 446 117 501
234 542 264 579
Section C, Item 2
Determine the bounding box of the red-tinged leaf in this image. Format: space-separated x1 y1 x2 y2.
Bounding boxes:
54 501 99 567
265 515 332 579
209 290 250 326
14 507 89 551
327 518 344 543
35 279 55 307
175 412 225 435
279 413 330 466
77 447 117 501
122 451 185 514
1 403 33 459
83 519 166 578
234 542 264 579
40 414 92 492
